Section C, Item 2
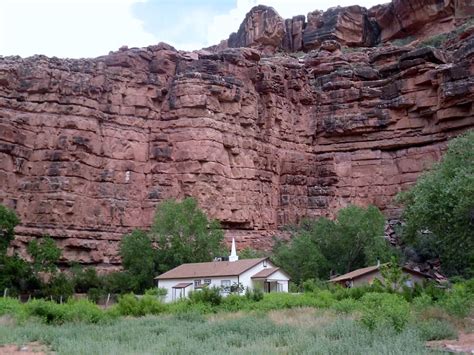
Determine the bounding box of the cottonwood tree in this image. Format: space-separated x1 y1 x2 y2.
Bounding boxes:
397 131 474 278
151 198 224 273
0 204 20 252
273 205 392 284
27 236 61 273
120 229 156 292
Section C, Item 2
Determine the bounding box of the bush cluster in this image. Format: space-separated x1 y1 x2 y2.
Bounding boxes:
359 293 411 332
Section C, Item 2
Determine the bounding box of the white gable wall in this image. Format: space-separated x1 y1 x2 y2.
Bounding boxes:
239 260 290 292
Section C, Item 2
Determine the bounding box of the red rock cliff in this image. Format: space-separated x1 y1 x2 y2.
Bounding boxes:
0 1 473 267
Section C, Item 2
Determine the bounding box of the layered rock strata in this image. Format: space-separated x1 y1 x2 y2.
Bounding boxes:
223 0 473 53
0 2 473 267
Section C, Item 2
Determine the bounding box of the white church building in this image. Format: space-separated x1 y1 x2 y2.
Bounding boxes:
155 239 290 303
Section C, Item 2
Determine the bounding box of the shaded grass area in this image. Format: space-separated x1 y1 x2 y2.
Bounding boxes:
0 310 432 355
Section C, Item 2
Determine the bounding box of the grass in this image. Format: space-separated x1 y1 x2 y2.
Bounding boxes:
1 283 471 354
0 310 434 355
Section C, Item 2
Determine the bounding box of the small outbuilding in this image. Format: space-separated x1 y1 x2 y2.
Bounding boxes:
329 263 432 288
155 239 290 302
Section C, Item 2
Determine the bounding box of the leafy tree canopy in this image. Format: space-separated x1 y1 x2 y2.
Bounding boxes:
27 236 61 272
239 247 267 259
397 131 474 278
119 229 155 292
273 205 392 284
151 198 225 273
0 204 20 252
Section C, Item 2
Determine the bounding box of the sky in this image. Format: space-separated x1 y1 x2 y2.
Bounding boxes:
0 0 385 59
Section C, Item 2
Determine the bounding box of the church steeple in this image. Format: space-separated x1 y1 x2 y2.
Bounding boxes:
229 238 239 262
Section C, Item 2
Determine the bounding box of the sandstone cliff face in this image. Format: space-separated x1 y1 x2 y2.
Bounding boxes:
0 1 473 267
222 0 472 52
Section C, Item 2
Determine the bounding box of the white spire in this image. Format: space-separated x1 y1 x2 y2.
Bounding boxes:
229 238 239 262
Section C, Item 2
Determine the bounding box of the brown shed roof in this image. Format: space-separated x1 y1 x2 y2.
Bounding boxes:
329 264 432 283
329 265 379 282
251 268 280 279
155 258 267 280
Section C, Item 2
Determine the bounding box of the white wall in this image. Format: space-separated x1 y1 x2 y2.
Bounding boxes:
267 269 290 292
239 259 275 289
157 276 238 303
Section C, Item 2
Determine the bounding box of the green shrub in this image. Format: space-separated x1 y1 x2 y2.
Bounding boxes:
42 273 74 301
0 254 39 296
417 319 457 341
245 287 264 302
103 271 136 295
332 284 379 300
302 279 327 292
116 293 166 317
25 299 66 324
423 282 445 302
72 267 102 293
331 298 359 314
139 295 166 315
412 294 433 311
116 294 141 316
312 290 335 308
439 283 473 318
63 299 108 323
0 297 22 316
219 294 251 312
360 293 411 332
87 287 105 303
144 287 167 298
189 287 222 306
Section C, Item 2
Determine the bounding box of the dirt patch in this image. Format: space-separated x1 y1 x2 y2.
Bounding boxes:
0 316 15 327
0 342 49 355
427 332 474 353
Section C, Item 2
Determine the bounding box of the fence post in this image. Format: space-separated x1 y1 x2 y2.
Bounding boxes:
60 295 63 304
3 288 7 298
106 293 111 308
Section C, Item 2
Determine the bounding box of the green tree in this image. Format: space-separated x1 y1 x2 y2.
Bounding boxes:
397 131 474 278
273 205 392 284
151 198 224 273
273 233 329 285
380 257 408 291
119 229 155 292
0 204 20 252
0 254 39 295
27 236 61 272
0 205 39 295
239 247 267 259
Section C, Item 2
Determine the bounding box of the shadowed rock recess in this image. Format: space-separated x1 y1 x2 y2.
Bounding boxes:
0 0 473 268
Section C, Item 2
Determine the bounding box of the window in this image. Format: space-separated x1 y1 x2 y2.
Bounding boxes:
204 279 211 285
194 280 201 287
221 280 231 293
